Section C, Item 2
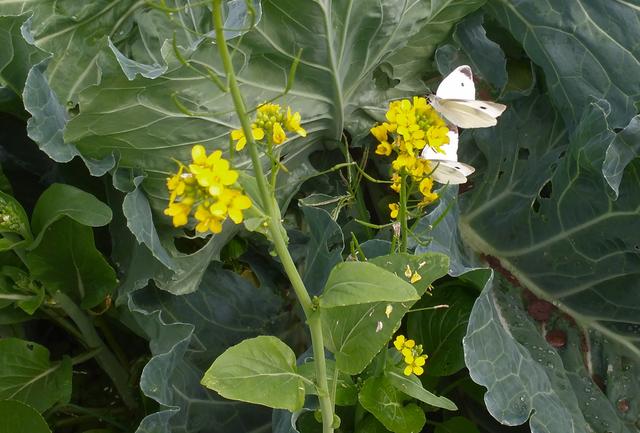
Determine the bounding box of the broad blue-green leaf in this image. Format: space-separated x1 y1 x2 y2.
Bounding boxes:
322 254 448 375
455 91 640 432
359 376 425 433
435 12 506 90
0 14 46 94
299 195 344 296
202 336 305 411
127 262 289 433
407 284 475 376
385 370 457 411
319 261 419 308
487 0 640 129
384 0 487 90
0 338 71 412
30 183 112 247
26 218 116 308
0 400 51 433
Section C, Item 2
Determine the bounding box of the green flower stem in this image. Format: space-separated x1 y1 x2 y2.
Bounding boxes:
399 174 409 252
211 2 334 432
52 292 137 410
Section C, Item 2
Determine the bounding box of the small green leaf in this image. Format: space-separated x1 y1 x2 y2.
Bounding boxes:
30 183 112 249
201 336 305 411
298 360 357 406
0 191 31 240
25 218 117 309
359 376 425 433
434 417 480 433
385 370 457 411
0 338 72 412
322 254 449 375
0 400 51 433
319 262 419 308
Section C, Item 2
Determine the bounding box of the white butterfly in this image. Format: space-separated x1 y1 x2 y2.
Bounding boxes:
428 65 506 129
421 128 475 185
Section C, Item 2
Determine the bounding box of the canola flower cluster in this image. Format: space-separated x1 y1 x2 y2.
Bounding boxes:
231 103 306 150
370 97 449 218
164 145 251 234
393 334 428 376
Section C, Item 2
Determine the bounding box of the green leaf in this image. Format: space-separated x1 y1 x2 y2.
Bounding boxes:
0 338 72 412
357 415 393 433
319 261 419 308
201 336 305 412
0 400 51 433
434 417 480 433
407 284 475 376
298 360 357 406
385 370 457 411
487 0 640 128
30 183 112 247
321 254 449 375
26 218 116 309
358 376 425 433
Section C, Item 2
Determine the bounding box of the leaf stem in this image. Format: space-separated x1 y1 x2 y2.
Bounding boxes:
52 292 137 410
210 2 333 431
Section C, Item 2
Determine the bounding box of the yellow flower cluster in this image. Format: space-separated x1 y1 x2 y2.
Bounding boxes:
371 97 447 217
164 145 251 233
231 103 306 150
393 334 428 376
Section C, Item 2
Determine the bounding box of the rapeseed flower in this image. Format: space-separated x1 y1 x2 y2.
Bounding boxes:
164 145 251 234
231 103 306 150
392 334 428 377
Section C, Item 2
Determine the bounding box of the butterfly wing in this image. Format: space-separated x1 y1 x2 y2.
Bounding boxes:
431 98 506 128
435 65 476 100
429 160 475 185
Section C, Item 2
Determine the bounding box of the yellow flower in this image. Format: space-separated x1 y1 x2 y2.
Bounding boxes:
194 204 224 233
231 127 265 151
389 203 399 219
164 145 252 234
426 125 450 151
375 141 392 156
392 152 417 172
370 124 389 142
164 199 193 227
418 177 438 205
403 354 427 376
285 108 307 137
272 122 287 144
390 173 401 193
393 335 416 353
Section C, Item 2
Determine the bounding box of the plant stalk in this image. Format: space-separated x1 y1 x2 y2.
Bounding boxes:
211 2 334 431
52 292 137 410
399 174 409 252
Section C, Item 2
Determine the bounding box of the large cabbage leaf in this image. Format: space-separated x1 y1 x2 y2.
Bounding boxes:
414 1 640 430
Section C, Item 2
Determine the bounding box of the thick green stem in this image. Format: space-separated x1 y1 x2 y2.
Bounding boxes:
52 292 137 410
210 2 333 431
399 174 409 252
